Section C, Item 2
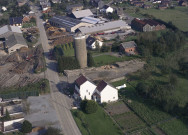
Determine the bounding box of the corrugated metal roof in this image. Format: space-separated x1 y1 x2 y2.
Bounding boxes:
72 9 93 19
49 16 82 28
79 20 128 34
81 17 101 24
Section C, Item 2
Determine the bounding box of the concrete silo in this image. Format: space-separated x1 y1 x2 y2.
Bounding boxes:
74 33 87 68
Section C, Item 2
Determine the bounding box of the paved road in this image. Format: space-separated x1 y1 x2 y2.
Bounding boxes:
34 7 82 135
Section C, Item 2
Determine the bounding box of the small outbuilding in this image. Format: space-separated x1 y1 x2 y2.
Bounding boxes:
119 41 137 55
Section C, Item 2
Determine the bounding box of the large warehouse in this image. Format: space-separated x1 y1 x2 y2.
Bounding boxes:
48 16 92 32
78 20 131 35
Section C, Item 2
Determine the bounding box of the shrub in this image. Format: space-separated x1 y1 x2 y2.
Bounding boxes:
44 127 62 135
21 120 32 133
85 100 98 114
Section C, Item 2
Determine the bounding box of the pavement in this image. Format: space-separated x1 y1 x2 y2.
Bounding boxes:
33 6 82 135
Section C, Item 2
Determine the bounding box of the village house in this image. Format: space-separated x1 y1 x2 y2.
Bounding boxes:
142 4 152 9
2 6 7 11
131 18 166 32
74 75 118 103
119 41 137 55
9 17 23 27
178 0 188 6
0 25 28 54
101 5 114 13
86 36 103 49
133 2 144 7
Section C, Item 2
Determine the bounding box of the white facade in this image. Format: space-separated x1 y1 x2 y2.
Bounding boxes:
75 81 96 100
2 7 7 11
101 7 113 13
89 40 103 50
97 85 118 103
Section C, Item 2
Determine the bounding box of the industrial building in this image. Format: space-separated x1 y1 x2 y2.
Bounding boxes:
78 20 131 35
48 16 92 32
74 33 87 68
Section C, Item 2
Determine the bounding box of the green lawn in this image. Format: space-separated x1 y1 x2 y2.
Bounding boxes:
94 54 138 67
72 107 123 135
158 119 188 135
139 7 188 32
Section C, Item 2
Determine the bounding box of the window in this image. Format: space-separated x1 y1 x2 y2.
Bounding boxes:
113 97 115 99
86 90 88 92
89 92 90 95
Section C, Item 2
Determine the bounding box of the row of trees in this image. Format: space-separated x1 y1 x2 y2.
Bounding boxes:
136 30 186 57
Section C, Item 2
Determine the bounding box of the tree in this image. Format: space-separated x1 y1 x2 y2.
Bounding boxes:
85 100 98 114
5 109 11 121
87 52 95 67
80 100 98 114
169 74 178 87
21 120 32 133
44 127 62 135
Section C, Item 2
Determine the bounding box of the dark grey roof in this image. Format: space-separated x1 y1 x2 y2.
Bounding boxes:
75 75 88 86
86 36 96 46
9 17 23 25
49 16 81 28
96 80 107 92
5 33 27 48
121 41 137 49
103 5 109 9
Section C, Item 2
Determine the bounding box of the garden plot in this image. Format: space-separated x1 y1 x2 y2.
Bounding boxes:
106 101 131 115
106 102 146 133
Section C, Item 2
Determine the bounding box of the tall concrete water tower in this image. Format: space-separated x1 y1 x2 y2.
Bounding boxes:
74 33 87 68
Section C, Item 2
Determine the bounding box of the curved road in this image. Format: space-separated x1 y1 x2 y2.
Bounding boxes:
34 7 82 135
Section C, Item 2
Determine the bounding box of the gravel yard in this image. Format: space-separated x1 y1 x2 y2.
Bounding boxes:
24 95 60 129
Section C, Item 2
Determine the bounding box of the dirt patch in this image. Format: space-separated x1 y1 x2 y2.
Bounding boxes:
106 101 131 115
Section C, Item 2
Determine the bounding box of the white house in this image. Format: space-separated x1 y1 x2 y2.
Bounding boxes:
74 75 96 100
74 75 118 103
101 5 113 13
93 80 118 103
2 6 7 11
86 36 103 50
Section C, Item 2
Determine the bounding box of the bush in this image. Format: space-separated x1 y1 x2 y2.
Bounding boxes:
44 127 62 135
21 120 32 133
81 100 98 114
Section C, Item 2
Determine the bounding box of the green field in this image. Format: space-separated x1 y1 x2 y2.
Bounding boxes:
93 54 137 66
72 107 123 135
158 119 188 135
139 7 188 32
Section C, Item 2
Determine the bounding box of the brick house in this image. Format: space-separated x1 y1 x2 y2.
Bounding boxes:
119 41 137 55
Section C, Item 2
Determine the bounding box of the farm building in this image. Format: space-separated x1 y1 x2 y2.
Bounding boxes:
48 16 92 32
0 25 27 54
71 9 94 19
131 18 166 32
74 75 118 103
81 16 101 24
101 5 114 13
78 20 131 35
119 41 137 55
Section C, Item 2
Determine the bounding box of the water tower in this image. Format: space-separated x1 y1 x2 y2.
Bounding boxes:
74 33 87 68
